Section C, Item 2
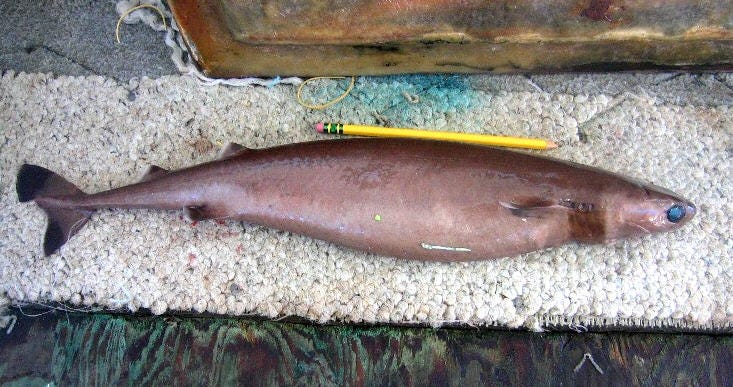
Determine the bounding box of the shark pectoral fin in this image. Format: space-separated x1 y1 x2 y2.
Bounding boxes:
499 200 563 219
140 165 169 182
217 142 252 159
184 205 217 221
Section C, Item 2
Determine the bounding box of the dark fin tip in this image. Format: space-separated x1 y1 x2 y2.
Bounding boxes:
43 218 65 256
17 164 54 202
42 208 91 257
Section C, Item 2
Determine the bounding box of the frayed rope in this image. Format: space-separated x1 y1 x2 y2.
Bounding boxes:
115 0 303 87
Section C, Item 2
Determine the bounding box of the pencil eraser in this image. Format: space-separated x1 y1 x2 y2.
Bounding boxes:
315 122 325 133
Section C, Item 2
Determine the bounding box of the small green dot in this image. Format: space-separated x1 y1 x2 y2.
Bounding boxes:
374 214 382 221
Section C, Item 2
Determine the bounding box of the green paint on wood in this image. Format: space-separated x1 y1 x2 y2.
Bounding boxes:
1 311 732 385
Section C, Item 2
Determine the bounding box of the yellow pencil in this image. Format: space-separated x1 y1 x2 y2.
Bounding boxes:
315 123 557 150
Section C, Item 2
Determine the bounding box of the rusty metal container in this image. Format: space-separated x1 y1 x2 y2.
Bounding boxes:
168 0 733 77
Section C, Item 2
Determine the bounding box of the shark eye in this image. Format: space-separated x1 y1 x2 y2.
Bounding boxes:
666 204 686 223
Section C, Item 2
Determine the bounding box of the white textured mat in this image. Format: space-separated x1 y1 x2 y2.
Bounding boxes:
1 71 731 331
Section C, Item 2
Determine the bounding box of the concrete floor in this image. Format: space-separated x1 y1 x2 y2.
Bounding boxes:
0 0 176 81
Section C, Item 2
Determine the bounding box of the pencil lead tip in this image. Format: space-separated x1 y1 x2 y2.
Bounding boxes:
546 141 559 149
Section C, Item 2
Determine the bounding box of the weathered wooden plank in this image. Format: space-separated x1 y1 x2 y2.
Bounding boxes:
0 310 731 385
169 0 733 77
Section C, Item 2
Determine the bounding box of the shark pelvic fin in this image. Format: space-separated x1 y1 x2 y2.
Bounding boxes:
184 205 219 221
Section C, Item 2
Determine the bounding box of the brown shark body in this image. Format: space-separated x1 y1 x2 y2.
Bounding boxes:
17 138 695 260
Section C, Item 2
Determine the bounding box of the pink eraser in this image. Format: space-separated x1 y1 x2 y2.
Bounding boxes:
315 122 325 133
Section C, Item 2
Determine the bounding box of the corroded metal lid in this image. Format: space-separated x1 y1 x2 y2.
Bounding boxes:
169 0 733 77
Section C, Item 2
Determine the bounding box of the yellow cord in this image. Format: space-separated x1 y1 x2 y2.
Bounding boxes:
116 4 167 44
297 76 355 110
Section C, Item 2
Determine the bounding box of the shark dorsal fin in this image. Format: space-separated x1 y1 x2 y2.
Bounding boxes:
140 165 169 182
217 142 252 159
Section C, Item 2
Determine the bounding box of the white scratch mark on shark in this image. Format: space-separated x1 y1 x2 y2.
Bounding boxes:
420 243 471 252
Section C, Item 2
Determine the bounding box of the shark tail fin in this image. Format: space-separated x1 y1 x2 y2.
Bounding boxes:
16 164 92 256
